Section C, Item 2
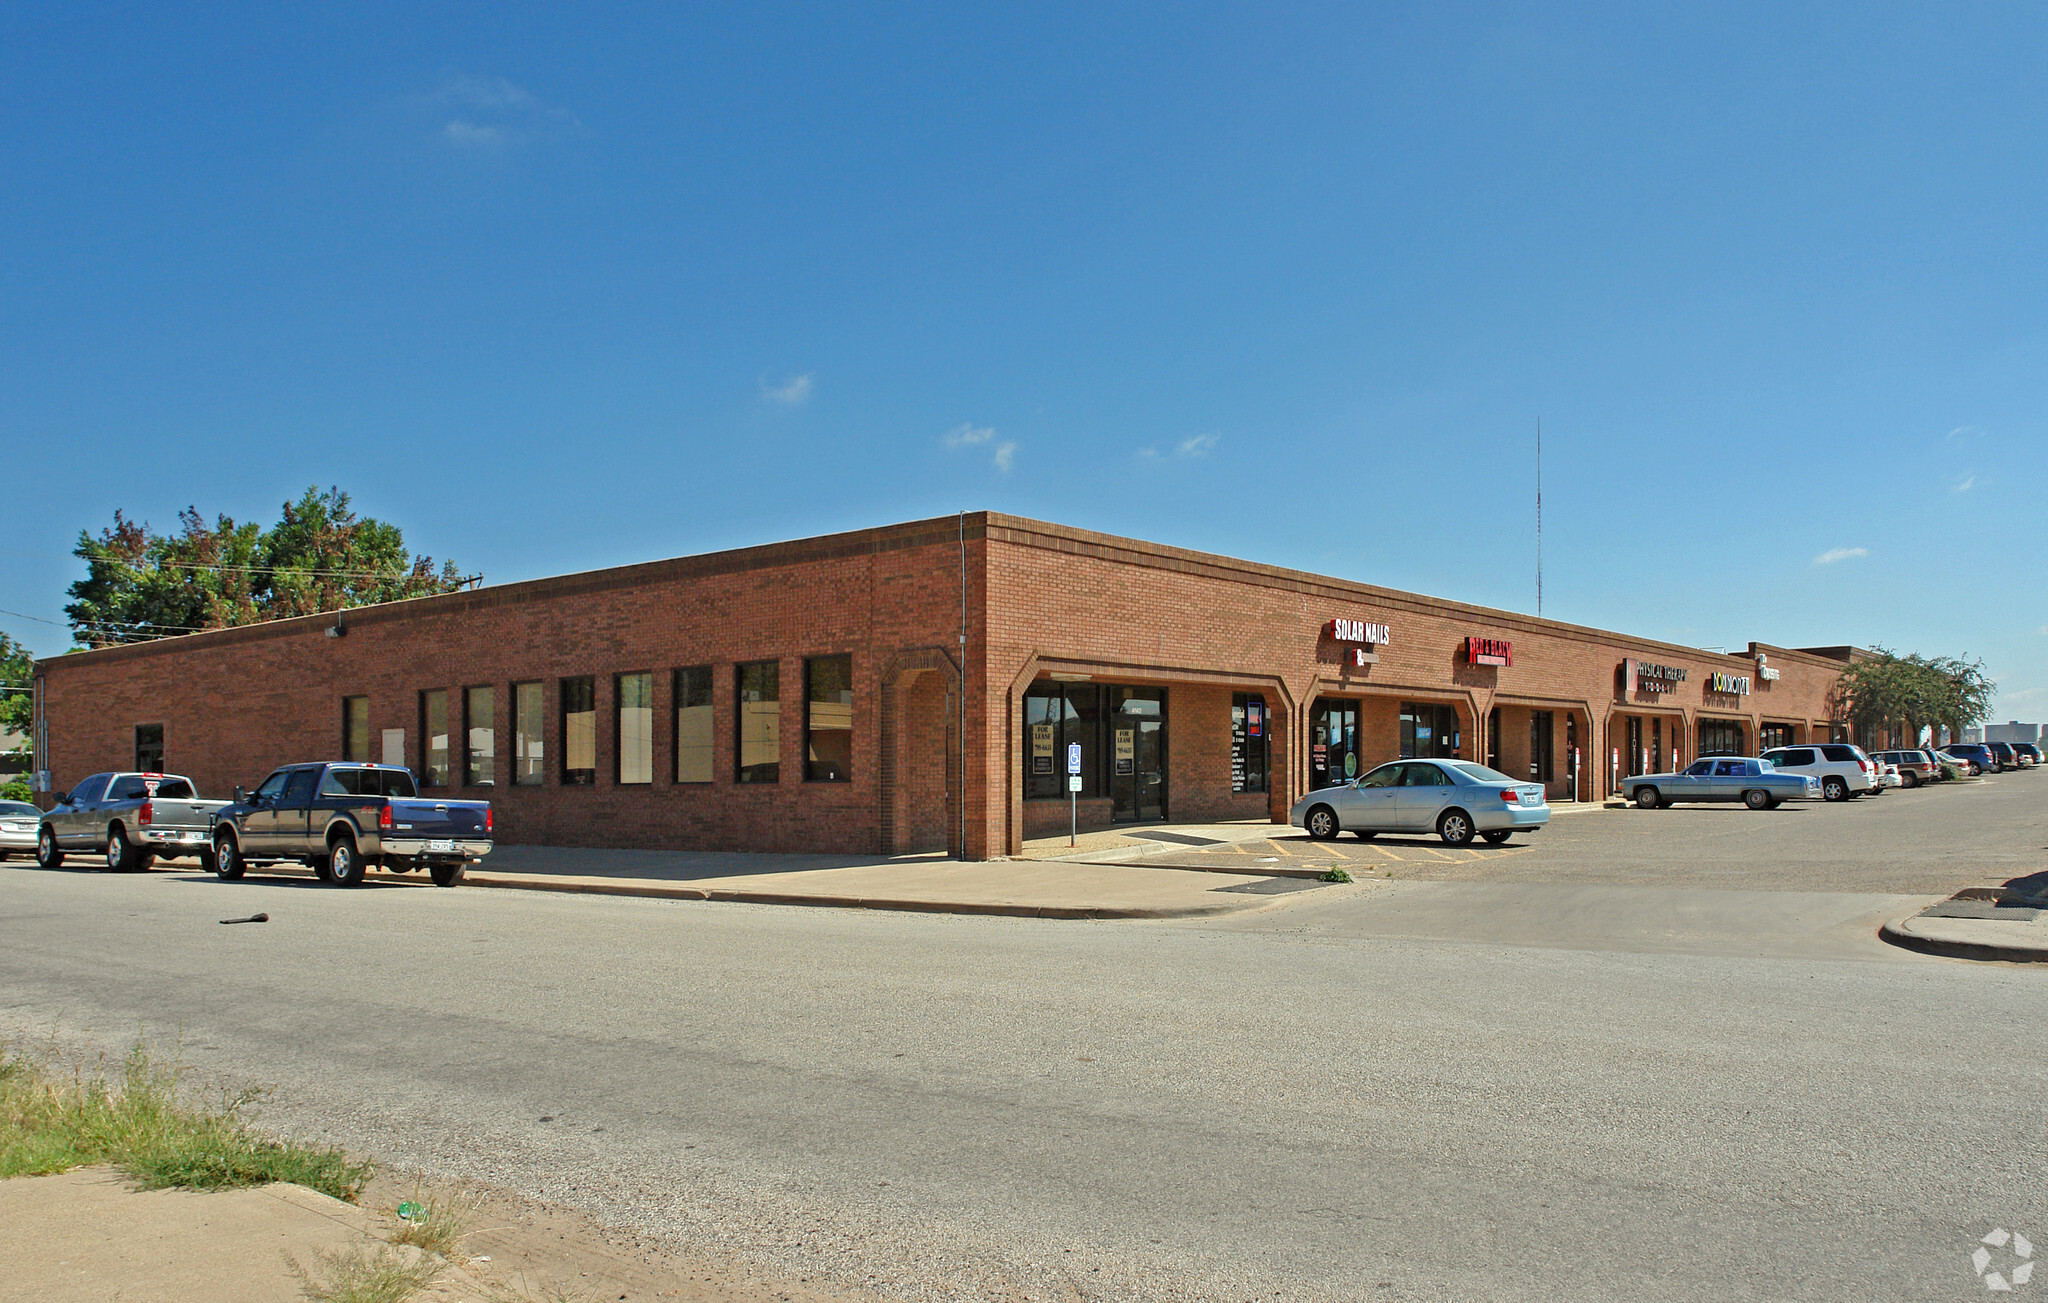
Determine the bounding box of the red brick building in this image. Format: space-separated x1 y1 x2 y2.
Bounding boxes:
32 513 1853 858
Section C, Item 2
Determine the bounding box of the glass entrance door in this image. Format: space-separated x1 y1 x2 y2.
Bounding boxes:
1110 688 1166 822
1310 699 1360 790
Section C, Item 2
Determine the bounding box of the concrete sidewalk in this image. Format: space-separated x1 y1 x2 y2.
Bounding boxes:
0 1167 487 1303
1881 873 2048 962
461 842 1338 919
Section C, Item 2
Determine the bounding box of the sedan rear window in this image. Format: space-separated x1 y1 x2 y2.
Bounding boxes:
1447 762 1516 784
0 801 38 817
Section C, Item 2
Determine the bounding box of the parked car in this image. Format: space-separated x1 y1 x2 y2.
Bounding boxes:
1291 759 1550 846
2017 743 2043 768
1944 743 1997 775
0 800 41 860
210 762 492 887
1758 743 1879 802
1984 742 2023 772
1627 757 1821 809
1877 762 1901 789
1874 750 1939 788
34 772 230 871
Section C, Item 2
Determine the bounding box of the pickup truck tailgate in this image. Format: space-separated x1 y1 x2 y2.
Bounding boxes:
385 799 489 838
143 799 226 829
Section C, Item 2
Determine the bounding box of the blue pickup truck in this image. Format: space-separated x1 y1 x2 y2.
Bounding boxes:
210 762 493 887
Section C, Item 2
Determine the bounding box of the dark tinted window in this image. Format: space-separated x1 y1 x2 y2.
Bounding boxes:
134 723 164 773
282 770 319 806
320 768 364 797
150 777 193 799
1821 746 1858 762
254 770 289 801
69 775 111 805
107 775 151 801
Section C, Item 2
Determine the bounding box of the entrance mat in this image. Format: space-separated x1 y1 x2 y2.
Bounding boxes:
1124 831 1227 846
1213 876 1329 895
1920 899 2045 922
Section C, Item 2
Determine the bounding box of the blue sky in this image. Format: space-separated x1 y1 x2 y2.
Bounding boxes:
3 3 2043 718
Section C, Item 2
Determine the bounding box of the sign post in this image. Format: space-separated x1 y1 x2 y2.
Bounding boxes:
1067 743 1083 847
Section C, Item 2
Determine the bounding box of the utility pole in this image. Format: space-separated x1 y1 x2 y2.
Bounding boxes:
1536 417 1544 619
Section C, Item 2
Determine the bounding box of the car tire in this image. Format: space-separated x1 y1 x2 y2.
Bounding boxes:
1304 805 1339 841
1822 777 1847 802
1743 788 1770 810
106 825 142 873
1437 809 1474 846
1901 772 1918 789
429 862 465 888
36 827 63 869
213 833 246 880
1480 829 1512 845
1634 786 1662 809
328 835 365 887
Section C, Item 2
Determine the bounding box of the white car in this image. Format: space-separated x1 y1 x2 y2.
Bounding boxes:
1878 763 1901 789
1759 743 1881 802
1290 759 1550 846
0 799 38 859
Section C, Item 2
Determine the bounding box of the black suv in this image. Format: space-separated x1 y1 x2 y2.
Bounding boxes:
1984 742 2022 772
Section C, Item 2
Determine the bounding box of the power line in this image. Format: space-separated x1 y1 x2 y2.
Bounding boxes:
0 547 478 584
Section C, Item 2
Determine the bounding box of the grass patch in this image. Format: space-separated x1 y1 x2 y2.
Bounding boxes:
390 1182 481 1256
288 1243 442 1303
0 1038 372 1202
1320 867 1353 883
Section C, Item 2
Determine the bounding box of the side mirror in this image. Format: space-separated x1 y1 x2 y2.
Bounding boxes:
233 786 246 805
54 791 69 806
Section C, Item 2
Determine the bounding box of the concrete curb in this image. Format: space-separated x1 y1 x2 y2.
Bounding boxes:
461 872 1262 920
1879 912 2048 964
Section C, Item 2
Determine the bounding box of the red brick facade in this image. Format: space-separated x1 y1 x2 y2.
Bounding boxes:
32 514 1852 859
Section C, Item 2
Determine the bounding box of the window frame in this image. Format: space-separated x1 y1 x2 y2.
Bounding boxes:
615 671 655 786
1231 693 1268 794
673 666 714 784
803 654 854 783
560 676 597 787
341 696 370 763
134 723 165 773
419 689 450 789
463 685 496 788
511 681 545 787
735 660 780 784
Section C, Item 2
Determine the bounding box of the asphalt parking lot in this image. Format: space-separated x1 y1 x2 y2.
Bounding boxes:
1150 771 2046 896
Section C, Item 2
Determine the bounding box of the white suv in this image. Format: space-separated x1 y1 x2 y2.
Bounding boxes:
1760 743 1879 802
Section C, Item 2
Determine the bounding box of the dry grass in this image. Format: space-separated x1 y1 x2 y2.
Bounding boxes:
287 1243 443 1303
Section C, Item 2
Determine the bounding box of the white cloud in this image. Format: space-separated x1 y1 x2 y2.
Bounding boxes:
942 423 1014 472
1945 425 1976 439
1952 472 1977 493
761 374 813 406
1175 434 1220 457
1812 546 1869 566
405 75 581 150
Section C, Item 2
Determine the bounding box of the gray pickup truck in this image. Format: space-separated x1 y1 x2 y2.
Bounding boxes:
211 762 493 887
35 772 231 872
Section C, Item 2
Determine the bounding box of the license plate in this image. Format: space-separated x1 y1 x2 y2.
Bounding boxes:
427 839 454 853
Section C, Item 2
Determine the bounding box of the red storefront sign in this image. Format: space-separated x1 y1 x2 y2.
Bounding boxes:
1466 635 1513 667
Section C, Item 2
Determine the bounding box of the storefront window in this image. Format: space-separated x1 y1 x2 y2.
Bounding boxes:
561 677 596 786
1699 719 1745 757
736 661 779 783
1529 711 1553 781
674 666 713 783
616 672 653 784
805 655 853 781
1232 694 1268 793
134 723 164 773
1023 681 1102 800
1310 699 1360 789
513 682 544 786
1400 703 1460 760
421 690 448 787
1760 724 1796 751
465 686 495 787
342 696 370 762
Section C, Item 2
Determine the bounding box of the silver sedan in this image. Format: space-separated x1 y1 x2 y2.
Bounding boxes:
0 799 40 859
1290 759 1551 846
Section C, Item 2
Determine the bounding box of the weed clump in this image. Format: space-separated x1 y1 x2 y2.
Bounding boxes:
0 1038 372 1202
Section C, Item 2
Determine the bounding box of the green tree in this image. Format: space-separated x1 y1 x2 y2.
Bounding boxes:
0 631 32 801
64 487 465 648
1834 647 1996 745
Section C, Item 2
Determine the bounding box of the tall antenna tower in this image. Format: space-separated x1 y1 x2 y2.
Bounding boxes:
1536 417 1543 619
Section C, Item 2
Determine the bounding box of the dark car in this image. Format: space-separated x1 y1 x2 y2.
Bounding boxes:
1944 743 1996 775
2017 743 2043 767
211 762 492 887
1984 742 2022 772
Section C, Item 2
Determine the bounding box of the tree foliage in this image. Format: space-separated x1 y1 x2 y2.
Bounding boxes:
65 488 466 648
1832 647 1996 743
0 632 31 800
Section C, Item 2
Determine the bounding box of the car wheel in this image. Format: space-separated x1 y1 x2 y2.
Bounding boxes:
328 836 364 887
1822 777 1847 802
106 825 141 872
213 833 246 880
429 862 465 887
1480 830 1512 845
36 827 63 869
1304 805 1339 841
1743 788 1770 810
1634 786 1662 809
1438 809 1474 846
1901 772 1918 789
